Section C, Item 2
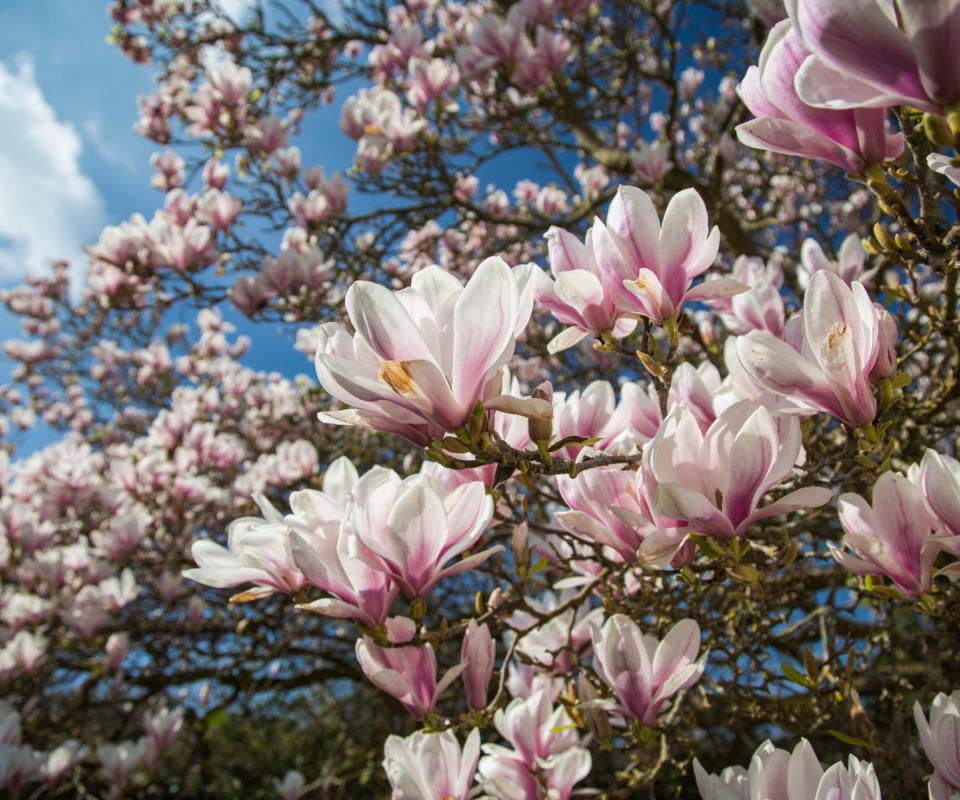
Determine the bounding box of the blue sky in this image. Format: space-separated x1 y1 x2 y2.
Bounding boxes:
0 0 363 449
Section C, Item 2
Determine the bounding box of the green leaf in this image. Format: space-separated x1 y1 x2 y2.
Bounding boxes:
828 730 871 749
781 663 809 687
205 708 229 731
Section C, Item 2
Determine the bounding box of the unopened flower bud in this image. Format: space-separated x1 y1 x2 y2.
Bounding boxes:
528 382 554 445
512 521 530 575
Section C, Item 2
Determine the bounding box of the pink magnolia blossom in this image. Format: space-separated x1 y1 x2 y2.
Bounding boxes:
709 256 785 336
461 620 495 710
355 638 465 720
286 457 399 626
916 449 960 538
736 270 897 428
832 471 943 597
556 464 689 567
694 737 881 800
916 691 960 799
787 0 960 115
591 614 705 725
184 494 307 599
314 258 535 446
485 689 580 767
798 234 872 290
551 379 661 457
478 744 592 800
273 770 306 800
538 186 741 344
641 401 831 539
535 222 637 352
737 20 903 173
510 591 603 674
347 469 497 600
382 729 480 800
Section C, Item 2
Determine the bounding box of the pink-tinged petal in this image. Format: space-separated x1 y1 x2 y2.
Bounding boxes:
637 528 690 569
484 394 553 419
739 486 833 534
829 542 875 576
761 26 861 151
452 256 517 410
736 331 845 418
794 53 922 111
658 188 709 282
378 358 464 431
788 0 927 107
722 406 777 525
546 225 591 275
654 482 736 539
803 270 866 386
547 325 590 354
652 657 706 706
321 455 359 505
432 545 504 586
436 660 470 696
443 481 493 551
736 117 863 172
788 739 824 800
346 281 435 362
605 185 662 273
900 1 960 106
683 277 749 304
409 264 463 309
296 597 372 625
651 618 700 685
622 267 671 323
921 449 960 536
739 64 784 119
556 510 637 560
386 478 448 596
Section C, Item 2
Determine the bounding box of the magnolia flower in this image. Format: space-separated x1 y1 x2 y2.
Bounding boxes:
831 471 941 597
590 614 704 724
694 737 882 800
347 469 497 599
315 258 535 445
787 0 960 115
183 495 306 599
97 740 146 787
929 154 960 189
355 638 465 720
287 458 399 626
537 186 742 348
536 222 638 353
798 234 872 290
737 270 896 428
641 401 831 539
916 449 960 538
737 20 903 173
485 690 580 769
461 621 495 710
510 592 603 674
556 464 689 567
551 380 661 457
382 729 480 800
478 744 592 800
709 256 785 336
916 691 960 798
273 770 306 800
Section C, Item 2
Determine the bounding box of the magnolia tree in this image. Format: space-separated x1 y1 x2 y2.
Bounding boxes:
3 0 960 797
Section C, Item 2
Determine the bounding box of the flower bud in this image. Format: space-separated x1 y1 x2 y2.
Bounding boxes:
461 620 495 710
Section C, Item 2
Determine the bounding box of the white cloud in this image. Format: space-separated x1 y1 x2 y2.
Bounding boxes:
0 54 106 284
